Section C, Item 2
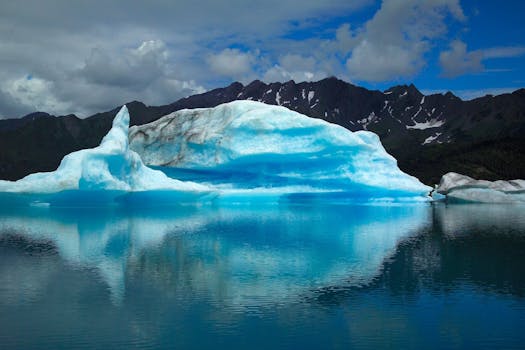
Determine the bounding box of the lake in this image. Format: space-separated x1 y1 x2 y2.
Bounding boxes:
0 201 524 349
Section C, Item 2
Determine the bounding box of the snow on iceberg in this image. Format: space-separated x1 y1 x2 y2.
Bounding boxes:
0 106 208 194
129 100 432 199
436 172 525 203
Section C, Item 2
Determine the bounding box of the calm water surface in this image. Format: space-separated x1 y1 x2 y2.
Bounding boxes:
0 202 524 349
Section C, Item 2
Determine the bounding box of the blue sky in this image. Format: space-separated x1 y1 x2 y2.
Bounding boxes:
0 0 524 117
353 1 524 92
248 0 525 97
411 0 525 96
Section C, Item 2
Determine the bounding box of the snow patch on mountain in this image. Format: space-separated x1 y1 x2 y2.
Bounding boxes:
407 119 445 130
357 112 377 130
422 133 442 145
308 91 315 104
275 90 282 105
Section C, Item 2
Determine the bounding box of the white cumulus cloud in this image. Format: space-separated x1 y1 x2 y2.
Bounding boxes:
439 40 483 77
207 49 256 79
345 0 465 82
1 76 72 116
439 41 525 77
263 54 327 82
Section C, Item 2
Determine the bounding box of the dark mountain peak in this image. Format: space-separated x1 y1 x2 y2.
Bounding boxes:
246 79 266 88
86 100 154 127
268 81 285 89
223 81 245 97
385 84 422 98
444 91 460 100
228 81 244 89
320 76 344 84
313 76 358 97
125 100 147 108
512 88 525 97
407 83 421 95
384 85 404 94
0 111 56 133
22 111 52 120
62 114 79 119
321 76 350 87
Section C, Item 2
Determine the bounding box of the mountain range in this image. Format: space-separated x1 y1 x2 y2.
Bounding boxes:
1 77 524 185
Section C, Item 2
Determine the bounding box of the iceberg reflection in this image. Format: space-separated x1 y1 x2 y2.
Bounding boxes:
434 203 525 237
0 203 430 306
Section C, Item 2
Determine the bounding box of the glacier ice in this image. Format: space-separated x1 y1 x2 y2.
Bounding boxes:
130 100 432 199
436 172 525 203
0 101 432 203
0 106 208 194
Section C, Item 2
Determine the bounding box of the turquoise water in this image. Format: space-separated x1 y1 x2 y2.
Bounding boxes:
0 202 524 349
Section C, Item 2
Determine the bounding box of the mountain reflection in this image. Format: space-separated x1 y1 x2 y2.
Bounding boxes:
314 203 525 304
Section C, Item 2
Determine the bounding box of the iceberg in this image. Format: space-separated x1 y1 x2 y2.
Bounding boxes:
130 100 431 200
0 101 431 203
436 172 525 203
0 106 208 194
